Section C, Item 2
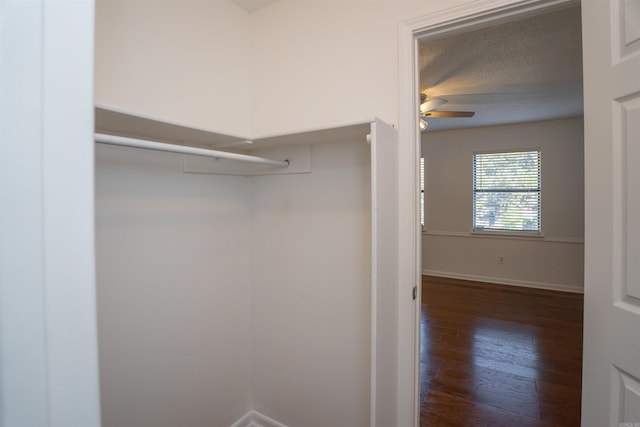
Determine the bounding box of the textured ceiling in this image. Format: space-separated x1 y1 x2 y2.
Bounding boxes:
232 0 279 13
419 5 583 132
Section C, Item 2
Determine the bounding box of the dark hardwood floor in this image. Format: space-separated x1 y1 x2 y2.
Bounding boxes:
420 275 583 427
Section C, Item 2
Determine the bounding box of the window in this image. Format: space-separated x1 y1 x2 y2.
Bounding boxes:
473 150 541 233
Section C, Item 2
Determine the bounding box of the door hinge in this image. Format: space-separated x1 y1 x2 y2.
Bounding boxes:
412 285 417 300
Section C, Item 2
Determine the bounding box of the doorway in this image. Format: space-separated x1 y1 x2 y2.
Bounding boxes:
396 1 585 425
417 5 585 423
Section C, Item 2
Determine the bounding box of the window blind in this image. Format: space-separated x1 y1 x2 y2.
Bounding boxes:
473 150 541 232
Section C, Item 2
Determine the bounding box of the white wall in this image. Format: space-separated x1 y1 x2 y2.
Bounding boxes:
94 0 252 136
95 138 373 427
94 0 470 137
94 2 546 426
95 145 253 427
93 2 402 423
250 0 469 136
421 118 584 292
250 140 372 426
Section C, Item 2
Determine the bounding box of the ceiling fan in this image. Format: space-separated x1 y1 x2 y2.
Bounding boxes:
419 93 475 131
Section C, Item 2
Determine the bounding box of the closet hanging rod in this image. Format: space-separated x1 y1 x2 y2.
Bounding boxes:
94 133 289 167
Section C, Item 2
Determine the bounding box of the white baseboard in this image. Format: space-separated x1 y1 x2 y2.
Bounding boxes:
422 270 584 294
230 411 288 427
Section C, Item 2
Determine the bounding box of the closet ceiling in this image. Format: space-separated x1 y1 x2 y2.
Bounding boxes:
419 5 583 132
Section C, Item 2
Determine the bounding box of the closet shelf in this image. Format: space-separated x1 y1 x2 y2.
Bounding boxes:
246 121 372 150
95 104 249 149
95 104 373 150
95 104 376 176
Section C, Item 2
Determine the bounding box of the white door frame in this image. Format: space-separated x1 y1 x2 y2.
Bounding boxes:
0 1 100 426
397 1 579 425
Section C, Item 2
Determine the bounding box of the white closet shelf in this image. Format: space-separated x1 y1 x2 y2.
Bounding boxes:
95 104 373 150
95 104 249 149
95 104 375 176
245 122 372 150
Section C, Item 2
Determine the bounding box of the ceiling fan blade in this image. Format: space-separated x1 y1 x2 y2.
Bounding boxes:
423 111 475 118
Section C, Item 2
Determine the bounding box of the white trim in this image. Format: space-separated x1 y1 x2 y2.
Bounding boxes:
230 411 288 427
398 1 579 426
370 122 378 427
1 2 100 426
397 16 421 427
423 230 584 244
471 230 544 238
406 0 577 40
422 270 584 294
369 118 401 427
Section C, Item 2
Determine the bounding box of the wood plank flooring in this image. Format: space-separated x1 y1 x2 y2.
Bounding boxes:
420 275 583 427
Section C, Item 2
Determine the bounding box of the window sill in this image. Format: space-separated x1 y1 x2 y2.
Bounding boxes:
422 230 584 244
471 229 543 238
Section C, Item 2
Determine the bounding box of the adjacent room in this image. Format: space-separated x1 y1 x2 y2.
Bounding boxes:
417 5 585 426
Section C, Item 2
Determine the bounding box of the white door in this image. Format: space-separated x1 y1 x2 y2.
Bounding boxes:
581 0 640 425
370 118 400 427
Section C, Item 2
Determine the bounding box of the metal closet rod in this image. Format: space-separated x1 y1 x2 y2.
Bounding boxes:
94 133 289 167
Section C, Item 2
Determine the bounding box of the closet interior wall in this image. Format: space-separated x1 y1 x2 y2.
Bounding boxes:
94 1 257 422
95 145 254 426
250 140 372 426
95 138 372 427
95 1 383 426
94 0 252 136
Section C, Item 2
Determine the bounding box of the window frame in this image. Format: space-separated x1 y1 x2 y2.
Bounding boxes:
472 148 542 237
